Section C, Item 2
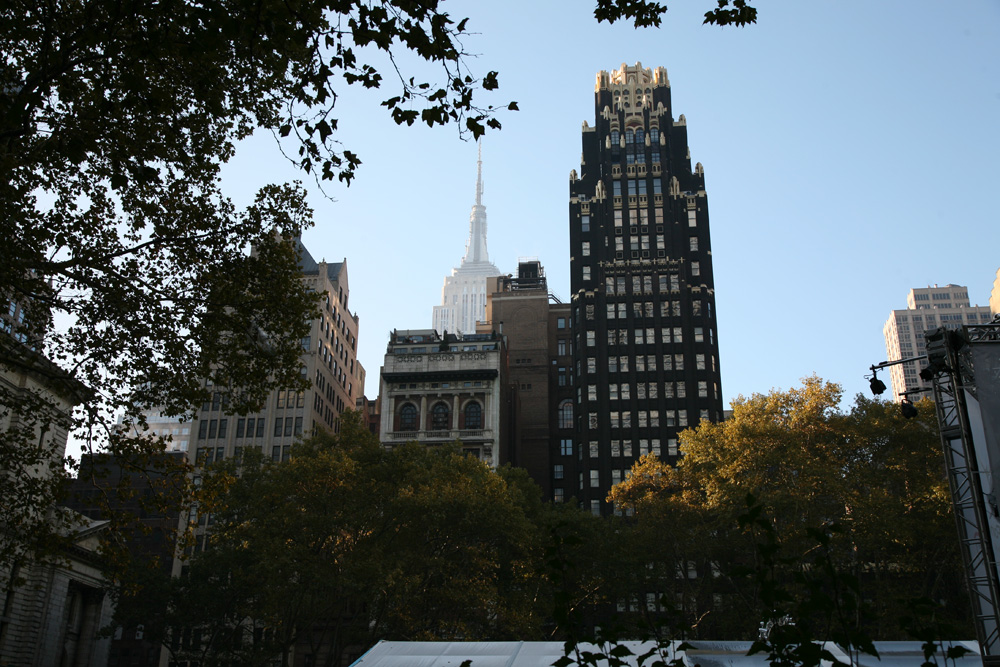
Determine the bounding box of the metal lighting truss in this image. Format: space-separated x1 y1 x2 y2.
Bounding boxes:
929 322 1000 665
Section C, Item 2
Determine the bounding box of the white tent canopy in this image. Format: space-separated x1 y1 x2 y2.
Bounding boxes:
350 640 981 667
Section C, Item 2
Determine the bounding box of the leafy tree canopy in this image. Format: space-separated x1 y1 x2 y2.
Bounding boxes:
134 413 546 665
608 377 970 640
0 0 758 599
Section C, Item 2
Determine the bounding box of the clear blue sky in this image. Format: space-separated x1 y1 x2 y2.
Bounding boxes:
220 0 1000 408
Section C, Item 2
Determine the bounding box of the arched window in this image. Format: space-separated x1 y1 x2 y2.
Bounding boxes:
610 129 620 146
558 400 574 429
399 403 418 431
431 402 450 430
625 129 635 144
464 402 482 429
649 127 659 143
635 128 645 144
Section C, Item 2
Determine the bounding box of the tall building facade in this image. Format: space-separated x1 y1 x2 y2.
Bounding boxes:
479 260 571 498
432 145 503 335
883 284 992 399
192 240 365 466
568 63 724 514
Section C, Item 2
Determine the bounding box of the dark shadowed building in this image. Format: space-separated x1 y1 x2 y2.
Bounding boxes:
567 63 724 514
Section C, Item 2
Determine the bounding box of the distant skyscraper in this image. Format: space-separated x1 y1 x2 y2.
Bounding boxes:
568 63 724 515
432 144 502 335
883 284 992 400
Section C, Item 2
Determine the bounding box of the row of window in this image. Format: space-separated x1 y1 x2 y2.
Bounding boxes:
397 401 483 431
601 327 711 345
196 415 304 440
584 353 717 374
612 179 663 197
588 380 713 400
275 389 305 409
395 380 485 389
605 297 703 320
606 274 680 295
556 401 713 430
608 409 689 429
587 381 717 401
586 327 714 348
554 437 683 468
194 443 294 467
610 127 660 145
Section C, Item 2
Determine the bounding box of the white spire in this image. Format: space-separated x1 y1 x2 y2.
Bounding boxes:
462 140 490 266
475 141 483 207
432 142 502 336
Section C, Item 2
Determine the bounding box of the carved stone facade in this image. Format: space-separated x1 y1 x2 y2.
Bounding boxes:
0 336 114 666
378 329 509 468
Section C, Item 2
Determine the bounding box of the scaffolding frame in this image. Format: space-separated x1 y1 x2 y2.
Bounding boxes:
930 322 1000 665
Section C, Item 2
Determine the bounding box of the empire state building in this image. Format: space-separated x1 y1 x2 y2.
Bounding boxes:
432 144 502 335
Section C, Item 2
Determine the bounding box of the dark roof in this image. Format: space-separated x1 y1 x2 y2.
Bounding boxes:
296 238 343 282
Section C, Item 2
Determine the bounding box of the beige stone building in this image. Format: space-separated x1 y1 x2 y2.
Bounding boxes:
882 284 993 399
192 240 365 466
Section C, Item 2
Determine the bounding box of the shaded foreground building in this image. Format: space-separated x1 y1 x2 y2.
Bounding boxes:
568 63 724 514
0 330 114 666
67 452 188 667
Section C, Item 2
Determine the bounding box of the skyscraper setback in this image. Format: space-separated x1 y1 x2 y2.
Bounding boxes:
567 63 723 513
432 144 502 335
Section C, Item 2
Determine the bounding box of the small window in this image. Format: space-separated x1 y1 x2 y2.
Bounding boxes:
399 403 418 431
558 400 574 429
464 402 483 429
431 403 450 430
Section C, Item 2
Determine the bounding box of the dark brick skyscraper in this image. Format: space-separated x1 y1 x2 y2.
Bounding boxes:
565 63 723 514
